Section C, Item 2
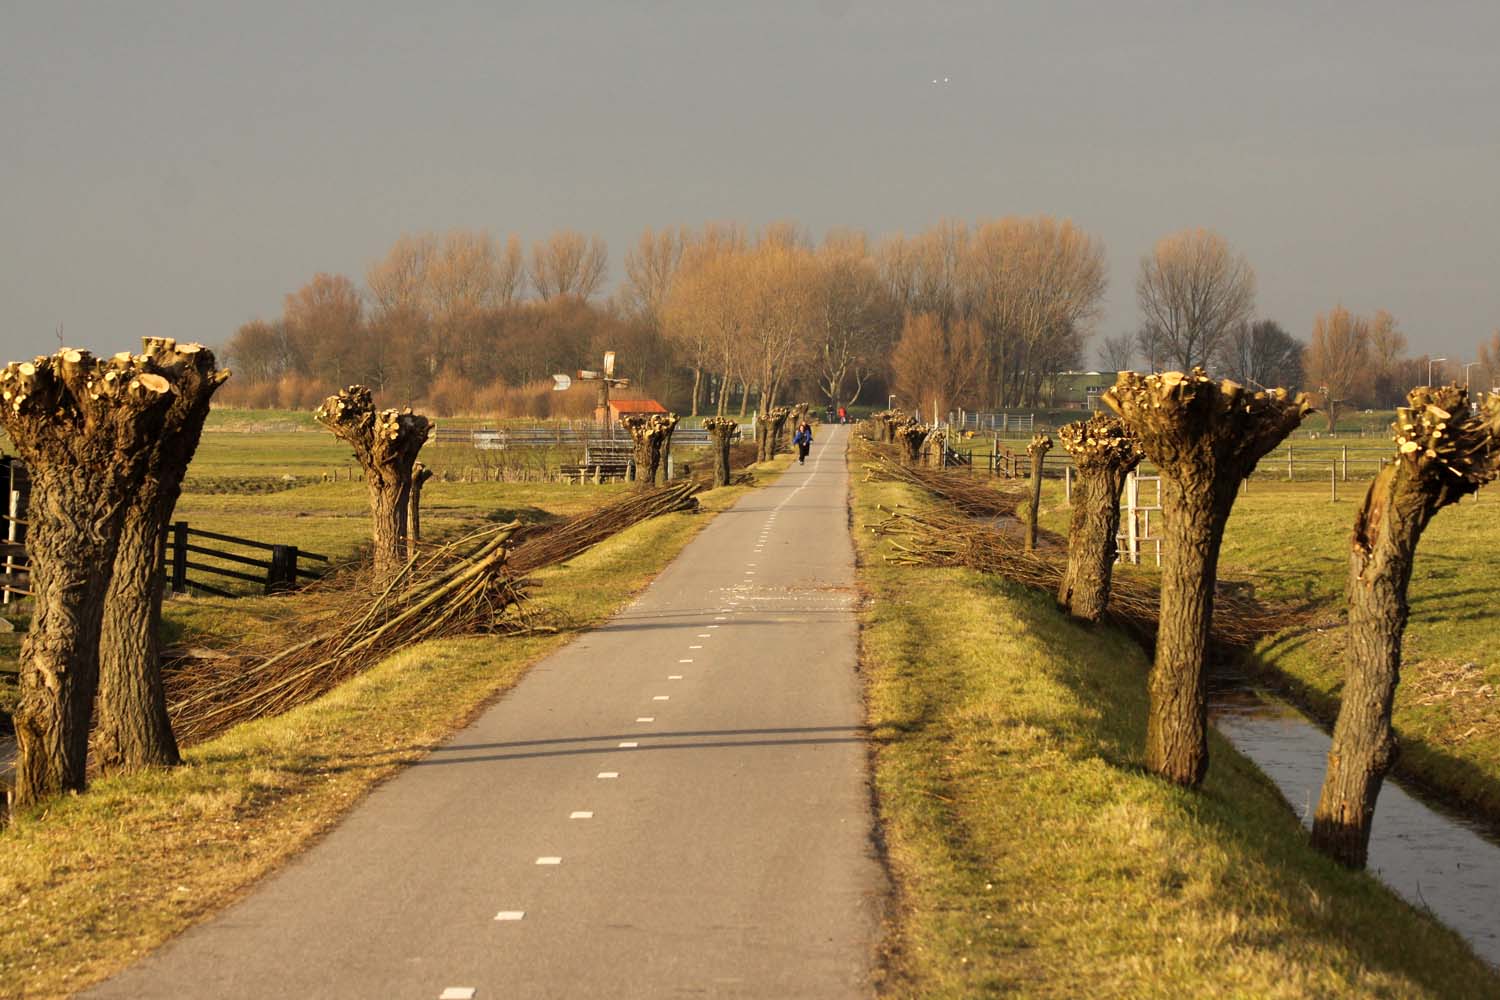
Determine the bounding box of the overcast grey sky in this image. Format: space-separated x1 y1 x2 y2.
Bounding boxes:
3 1 1497 366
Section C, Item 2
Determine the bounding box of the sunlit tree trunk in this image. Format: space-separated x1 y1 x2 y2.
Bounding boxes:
1057 415 1142 622
1024 433 1052 551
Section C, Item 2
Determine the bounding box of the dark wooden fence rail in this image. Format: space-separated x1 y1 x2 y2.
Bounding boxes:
0 522 329 602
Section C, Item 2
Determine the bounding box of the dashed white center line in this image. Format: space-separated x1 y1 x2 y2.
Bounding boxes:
494 910 525 921
697 633 711 637
689 645 702 649
709 624 720 629
598 771 619 779
535 857 562 866
618 741 638 748
653 695 670 701
636 716 655 722
570 811 593 819
440 988 477 1000
715 616 728 621
668 674 683 680
679 658 694 663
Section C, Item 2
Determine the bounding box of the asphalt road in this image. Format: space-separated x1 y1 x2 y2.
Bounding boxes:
89 425 884 1000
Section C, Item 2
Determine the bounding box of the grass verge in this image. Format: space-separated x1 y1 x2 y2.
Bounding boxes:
854 472 1499 998
0 463 786 999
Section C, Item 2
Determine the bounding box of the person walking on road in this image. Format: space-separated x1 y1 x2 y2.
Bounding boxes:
794 421 813 464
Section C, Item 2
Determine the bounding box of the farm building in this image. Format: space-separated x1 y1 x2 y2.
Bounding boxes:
1044 371 1120 410
602 397 669 424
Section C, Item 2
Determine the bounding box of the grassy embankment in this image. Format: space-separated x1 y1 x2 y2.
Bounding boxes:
0 427 791 997
854 470 1499 997
1027 467 1500 827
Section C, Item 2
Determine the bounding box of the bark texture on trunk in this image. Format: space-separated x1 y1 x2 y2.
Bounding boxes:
0 349 176 805
1057 415 1142 622
704 417 737 488
622 413 679 490
690 367 702 418
314 386 432 590
924 428 947 468
95 339 229 774
1104 369 1311 788
1312 387 1500 867
896 422 927 465
1024 433 1052 552
408 462 434 543
758 406 789 463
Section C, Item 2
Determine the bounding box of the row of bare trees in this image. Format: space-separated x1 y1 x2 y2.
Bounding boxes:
1052 372 1500 870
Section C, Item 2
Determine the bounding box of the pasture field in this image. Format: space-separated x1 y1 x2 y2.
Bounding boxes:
853 471 1499 997
1029 469 1500 825
0 426 791 997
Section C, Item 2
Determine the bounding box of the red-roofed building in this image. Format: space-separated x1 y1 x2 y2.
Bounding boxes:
603 397 668 425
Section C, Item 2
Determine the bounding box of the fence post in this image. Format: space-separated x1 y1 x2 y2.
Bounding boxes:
1286 444 1294 481
267 544 298 593
1341 444 1348 482
1330 465 1337 502
1064 465 1072 505
171 521 188 595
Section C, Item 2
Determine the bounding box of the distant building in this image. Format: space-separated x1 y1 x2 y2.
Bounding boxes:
1045 371 1119 410
604 397 669 424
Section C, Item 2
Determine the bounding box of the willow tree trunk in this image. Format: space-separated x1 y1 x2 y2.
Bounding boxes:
1057 464 1131 622
1 350 175 805
1104 369 1310 789
96 339 226 774
1147 475 1236 785
408 463 433 543
658 421 676 484
1309 468 1419 866
1024 437 1051 552
690 367 702 418
314 387 431 591
705 419 736 487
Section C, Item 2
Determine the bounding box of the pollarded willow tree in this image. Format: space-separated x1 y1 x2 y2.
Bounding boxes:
622 413 679 488
1023 433 1052 552
0 350 176 805
1056 414 1143 623
314 386 433 589
1312 387 1500 868
1104 369 1312 787
408 461 434 544
95 339 230 775
757 406 790 463
896 421 929 465
703 417 738 488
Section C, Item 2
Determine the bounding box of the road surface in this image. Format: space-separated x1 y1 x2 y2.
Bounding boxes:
89 425 884 1000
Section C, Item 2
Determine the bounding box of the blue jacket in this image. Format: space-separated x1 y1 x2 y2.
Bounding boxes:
794 427 813 445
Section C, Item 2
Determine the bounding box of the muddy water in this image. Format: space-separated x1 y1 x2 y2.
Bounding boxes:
1211 685 1500 966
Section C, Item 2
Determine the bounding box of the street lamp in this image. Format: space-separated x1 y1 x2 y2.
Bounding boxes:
1464 362 1480 389
888 394 896 410
1428 357 1447 386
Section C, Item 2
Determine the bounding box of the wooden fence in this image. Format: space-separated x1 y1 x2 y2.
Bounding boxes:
1 522 329 602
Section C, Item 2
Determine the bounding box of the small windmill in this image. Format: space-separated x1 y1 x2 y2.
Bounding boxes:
554 351 630 429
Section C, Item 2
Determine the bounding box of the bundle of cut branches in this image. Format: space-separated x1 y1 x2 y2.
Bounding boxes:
166 522 528 745
870 505 1301 649
509 479 700 574
861 449 1024 519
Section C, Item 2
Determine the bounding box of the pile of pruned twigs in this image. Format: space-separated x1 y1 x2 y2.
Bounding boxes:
861 448 1024 519
165 480 702 745
870 504 1301 649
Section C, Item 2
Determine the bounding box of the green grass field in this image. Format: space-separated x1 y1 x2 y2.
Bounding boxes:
853 471 1499 997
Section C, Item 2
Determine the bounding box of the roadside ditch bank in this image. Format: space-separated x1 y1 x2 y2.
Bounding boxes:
851 468 1499 996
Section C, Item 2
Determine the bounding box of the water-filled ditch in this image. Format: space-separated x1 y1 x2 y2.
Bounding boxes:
1209 675 1500 966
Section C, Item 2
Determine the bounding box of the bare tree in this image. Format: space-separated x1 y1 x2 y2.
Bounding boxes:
314 386 433 588
1098 333 1134 371
0 349 176 805
1367 309 1409 407
1214 319 1304 391
529 230 608 301
1136 229 1256 371
1105 370 1311 787
621 226 685 330
283 273 365 386
1057 415 1143 621
95 340 230 774
890 313 985 425
814 237 897 409
1478 329 1500 392
1313 388 1500 867
1304 305 1372 431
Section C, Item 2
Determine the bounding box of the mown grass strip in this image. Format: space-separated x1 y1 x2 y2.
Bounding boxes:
0 465 786 999
854 473 1498 998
